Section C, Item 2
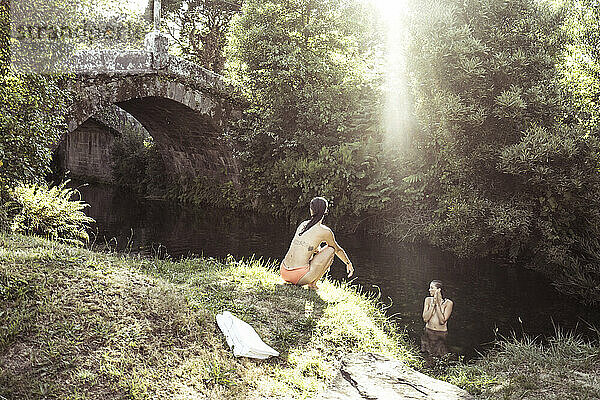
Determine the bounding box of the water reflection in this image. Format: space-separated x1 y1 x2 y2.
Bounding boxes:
75 182 600 360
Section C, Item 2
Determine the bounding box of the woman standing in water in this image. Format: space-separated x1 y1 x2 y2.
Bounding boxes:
421 280 453 357
280 197 354 289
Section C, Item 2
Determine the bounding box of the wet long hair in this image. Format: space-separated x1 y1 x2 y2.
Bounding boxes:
299 197 328 236
431 280 444 299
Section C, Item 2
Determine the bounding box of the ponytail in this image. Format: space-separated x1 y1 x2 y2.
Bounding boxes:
299 197 328 236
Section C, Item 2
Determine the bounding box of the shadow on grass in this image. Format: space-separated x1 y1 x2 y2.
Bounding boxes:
262 284 326 361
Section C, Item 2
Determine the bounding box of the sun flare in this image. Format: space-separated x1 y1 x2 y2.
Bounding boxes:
372 0 412 145
128 0 149 13
373 0 408 17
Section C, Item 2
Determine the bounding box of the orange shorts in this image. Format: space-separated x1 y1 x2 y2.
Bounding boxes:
280 262 310 285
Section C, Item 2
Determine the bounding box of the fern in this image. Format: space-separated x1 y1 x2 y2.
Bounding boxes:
8 182 95 245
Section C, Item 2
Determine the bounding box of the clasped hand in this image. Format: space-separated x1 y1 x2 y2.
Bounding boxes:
432 289 442 306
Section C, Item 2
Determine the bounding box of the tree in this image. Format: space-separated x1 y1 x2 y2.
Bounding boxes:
561 0 600 131
155 0 241 72
0 1 71 192
404 0 600 304
224 0 393 225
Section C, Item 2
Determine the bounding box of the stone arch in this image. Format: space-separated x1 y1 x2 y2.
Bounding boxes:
63 74 240 183
66 75 226 133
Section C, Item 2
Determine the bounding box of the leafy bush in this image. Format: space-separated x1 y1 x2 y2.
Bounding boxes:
0 201 9 232
160 0 239 73
0 74 70 192
165 174 245 210
404 0 567 252
7 182 94 245
109 126 169 196
242 139 395 228
498 125 600 303
0 0 70 191
0 1 73 234
0 73 71 232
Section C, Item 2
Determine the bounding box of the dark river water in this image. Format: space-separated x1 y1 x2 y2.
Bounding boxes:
76 182 600 361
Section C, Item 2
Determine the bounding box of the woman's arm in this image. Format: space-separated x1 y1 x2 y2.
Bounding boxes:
325 229 354 277
432 294 453 324
422 297 434 322
434 299 453 324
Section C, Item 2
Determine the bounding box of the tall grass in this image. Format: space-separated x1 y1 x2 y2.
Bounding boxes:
6 182 94 245
443 326 600 399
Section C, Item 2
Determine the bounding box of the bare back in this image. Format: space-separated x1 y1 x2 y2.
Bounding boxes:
283 221 331 268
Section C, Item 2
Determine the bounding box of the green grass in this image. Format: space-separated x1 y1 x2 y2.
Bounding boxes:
0 233 418 399
441 328 600 400
4 232 598 399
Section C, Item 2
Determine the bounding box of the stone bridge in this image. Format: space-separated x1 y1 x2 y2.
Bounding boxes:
59 31 243 185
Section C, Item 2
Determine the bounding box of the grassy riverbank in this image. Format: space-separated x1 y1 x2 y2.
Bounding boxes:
0 233 417 399
3 233 600 399
442 329 600 399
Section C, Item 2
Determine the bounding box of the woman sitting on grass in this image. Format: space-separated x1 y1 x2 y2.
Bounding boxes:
280 197 354 289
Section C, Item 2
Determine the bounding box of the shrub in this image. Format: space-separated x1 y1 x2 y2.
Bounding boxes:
109 126 169 196
242 139 395 228
7 182 94 245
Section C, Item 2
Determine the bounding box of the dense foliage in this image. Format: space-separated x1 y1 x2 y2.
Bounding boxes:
399 0 600 303
6 182 94 245
224 0 394 225
156 0 241 72
0 0 106 237
0 1 72 230
402 0 566 254
0 75 70 192
109 124 169 197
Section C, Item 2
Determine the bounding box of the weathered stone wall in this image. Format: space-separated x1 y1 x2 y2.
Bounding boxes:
93 104 151 141
59 118 117 182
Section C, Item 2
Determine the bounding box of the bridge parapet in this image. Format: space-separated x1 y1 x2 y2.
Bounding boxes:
67 26 233 92
66 50 153 75
67 50 234 100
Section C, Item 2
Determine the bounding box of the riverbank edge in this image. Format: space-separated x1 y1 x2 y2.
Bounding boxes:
0 233 420 399
3 233 599 399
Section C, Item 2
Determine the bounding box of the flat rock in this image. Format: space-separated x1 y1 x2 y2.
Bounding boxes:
317 352 475 400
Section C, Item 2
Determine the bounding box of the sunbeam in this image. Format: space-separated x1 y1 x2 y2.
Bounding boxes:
373 0 413 147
